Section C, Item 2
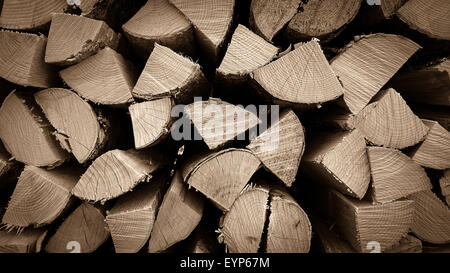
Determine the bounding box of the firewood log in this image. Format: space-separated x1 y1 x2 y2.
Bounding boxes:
0 142 22 190
0 90 69 167
384 234 422 253
45 13 120 66
367 147 432 203
148 170 204 253
330 34 421 114
182 148 261 211
409 103 450 131
440 169 450 207
72 148 169 203
0 228 47 253
45 203 109 253
2 165 82 229
122 0 195 59
59 47 137 107
0 31 57 88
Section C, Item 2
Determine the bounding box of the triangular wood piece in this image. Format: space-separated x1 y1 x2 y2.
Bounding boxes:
59 47 137 106
353 88 429 149
45 13 120 66
367 147 432 203
247 109 305 187
0 228 47 253
330 34 421 114
440 169 450 207
252 40 343 107
122 0 195 58
0 31 57 88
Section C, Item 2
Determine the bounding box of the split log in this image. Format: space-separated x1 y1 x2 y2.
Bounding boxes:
301 129 370 199
2 165 81 229
45 203 109 253
122 0 195 59
385 234 422 253
106 174 166 253
331 190 415 253
409 103 450 131
184 98 260 150
407 190 450 244
0 31 57 88
397 0 450 41
284 0 362 43
0 228 48 253
0 0 65 30
251 40 343 108
367 147 432 203
45 13 120 66
352 88 429 149
408 120 450 170
330 34 421 114
0 90 69 167
249 0 301 41
182 148 261 211
169 0 235 64
72 148 169 203
132 43 209 103
440 169 450 207
389 59 450 106
247 109 305 187
34 88 112 164
129 97 174 149
148 170 204 253
59 47 137 107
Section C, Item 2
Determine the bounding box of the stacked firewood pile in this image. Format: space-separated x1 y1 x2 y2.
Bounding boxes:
0 0 449 254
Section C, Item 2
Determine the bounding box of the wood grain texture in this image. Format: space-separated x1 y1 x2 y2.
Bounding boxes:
440 169 450 207
0 228 47 253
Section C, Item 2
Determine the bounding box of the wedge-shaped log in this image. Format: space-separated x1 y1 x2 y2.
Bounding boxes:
330 34 421 114
247 109 305 187
34 88 111 164
59 47 137 106
252 40 343 107
132 44 209 103
72 148 169 202
106 175 166 253
45 13 120 66
367 147 432 203
0 31 57 88
45 203 109 253
148 171 204 253
2 165 81 228
301 129 370 199
408 190 450 244
0 228 47 253
122 0 195 58
184 98 260 150
440 169 450 207
0 91 69 167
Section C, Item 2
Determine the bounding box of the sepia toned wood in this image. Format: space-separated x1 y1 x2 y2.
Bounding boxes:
2 165 81 228
397 0 450 40
148 171 204 253
45 13 120 66
132 44 209 103
122 0 195 59
440 169 450 207
182 148 261 211
0 228 48 253
352 88 429 149
249 0 301 41
34 88 109 164
184 98 260 150
106 175 166 253
409 103 450 131
185 224 222 253
408 190 450 244
389 59 450 106
129 97 174 149
301 129 370 199
310 213 355 253
408 120 450 170
72 148 169 203
285 0 362 42
330 34 421 114
247 109 305 187
0 31 57 88
252 40 343 107
170 0 235 64
367 147 432 203
0 142 21 189
59 47 137 106
45 203 109 253
0 91 69 167
385 234 422 253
